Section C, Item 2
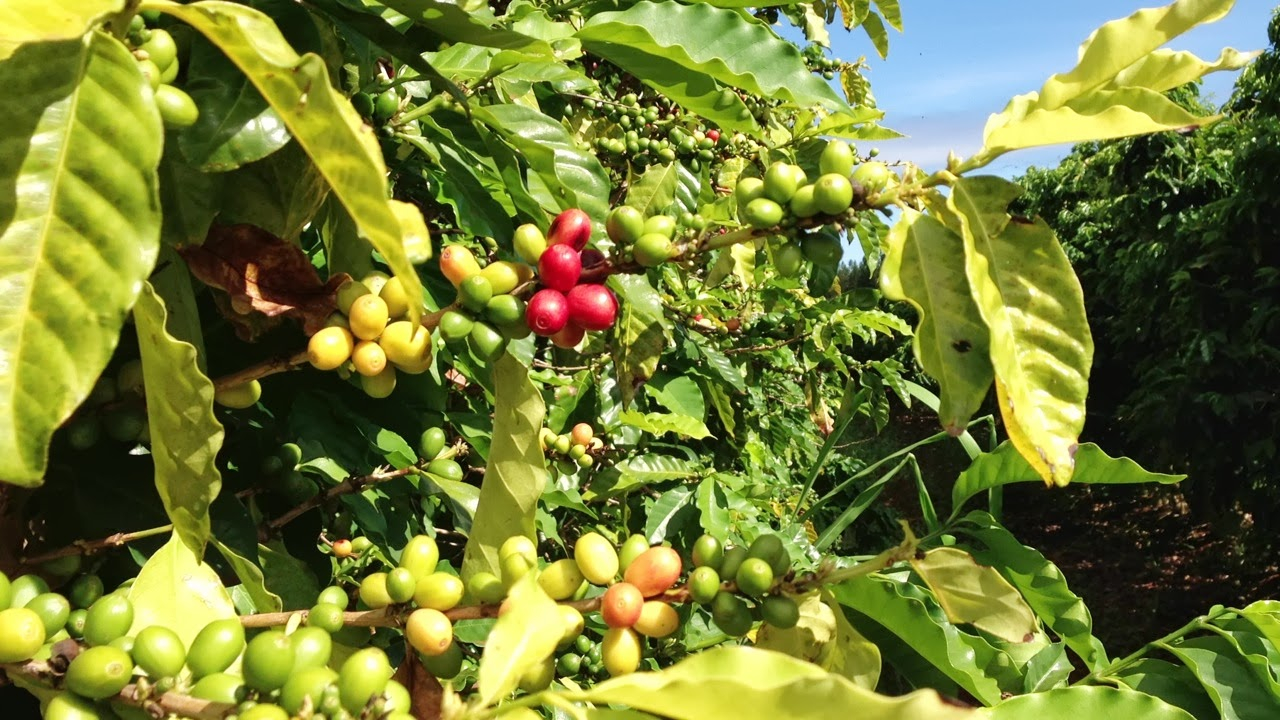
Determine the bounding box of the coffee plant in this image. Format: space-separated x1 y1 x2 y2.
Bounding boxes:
0 0 1274 719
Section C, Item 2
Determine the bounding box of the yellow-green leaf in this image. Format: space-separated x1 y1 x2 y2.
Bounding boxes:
134 283 224 554
881 209 993 433
145 0 426 322
128 533 237 651
460 354 546 582
755 591 882 690
476 574 563 707
910 547 1037 644
948 177 1092 487
0 32 162 485
568 646 980 720
1106 47 1258 93
0 1 123 47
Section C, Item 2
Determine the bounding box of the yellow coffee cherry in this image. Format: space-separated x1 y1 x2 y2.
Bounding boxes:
308 327 355 371
351 341 387 377
379 276 412 320
348 295 390 341
378 321 432 373
602 627 642 677
405 608 453 657
361 366 397 398
413 572 464 612
537 558 586 601
633 601 679 638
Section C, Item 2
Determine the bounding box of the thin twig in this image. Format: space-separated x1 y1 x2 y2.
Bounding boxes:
723 336 804 356
264 464 425 537
212 351 309 392
1 659 235 720
21 525 175 567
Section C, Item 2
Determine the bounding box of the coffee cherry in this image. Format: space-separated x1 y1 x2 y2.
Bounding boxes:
538 244 582 292
763 161 800 203
155 85 199 129
189 672 246 703
711 591 752 636
548 208 593 251
634 601 679 638
688 566 721 605
601 582 644 628
819 139 855 177
0 608 45 662
437 310 474 343
187 618 245 678
747 533 791 575
68 575 105 610
440 245 483 287
26 593 70 636
761 595 800 629
743 198 784 229
83 594 133 647
421 641 465 679
406 608 453 656
570 423 594 446
527 289 570 336
513 224 548 264
607 206 645 245
469 321 508 361
214 379 262 409
618 534 649 572
243 630 295 692
813 173 854 215
308 603 345 633
718 545 748 581
574 532 619 585
633 233 673 267
66 645 133 699
602 627 642 677
419 427 447 460
378 321 432 372
851 161 893 192
623 546 682 597
691 535 723 570
280 666 338 716
359 573 393 609
551 322 585 349
566 283 619 331
414 572 464 611
351 340 388 377
132 625 187 678
467 572 505 604
735 177 765 208
426 458 464 482
735 558 774 597
337 280 372 314
788 184 819 218
643 214 677 238
773 242 805 277
308 327 355 371
801 233 843 265
485 295 527 328
361 366 397 398
458 275 494 314
348 295 390 341
338 647 393 713
539 558 587 600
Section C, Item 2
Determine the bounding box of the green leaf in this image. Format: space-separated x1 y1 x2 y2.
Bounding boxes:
153 0 427 323
381 0 552 53
460 354 546 582
1022 643 1073 693
987 686 1196 720
159 152 225 247
627 163 682 217
587 454 701 499
950 442 1184 519
259 540 322 611
956 512 1107 671
177 35 291 172
0 33 162 486
609 274 672 407
645 486 695 542
1164 635 1280 720
948 177 1092 486
755 591 882 690
860 11 889 59
872 0 903 31
1115 658 1222 720
217 141 330 242
619 410 711 440
881 209 993 433
477 573 563 707
127 533 237 651
0 1 122 46
578 2 846 111
690 334 745 392
645 376 705 420
567 646 980 720
473 104 611 222
151 247 208 368
695 477 729 538
908 547 1037 644
969 0 1239 168
212 539 283 613
832 575 1012 705
134 284 224 554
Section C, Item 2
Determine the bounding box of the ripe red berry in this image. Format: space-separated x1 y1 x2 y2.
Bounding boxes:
706 129 720 142
526 289 570 337
547 209 592 251
538 244 582 293
693 313 703 321
580 248 606 269
566 284 619 332
551 322 586 349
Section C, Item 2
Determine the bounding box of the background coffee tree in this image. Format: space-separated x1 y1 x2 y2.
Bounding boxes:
1 0 1277 719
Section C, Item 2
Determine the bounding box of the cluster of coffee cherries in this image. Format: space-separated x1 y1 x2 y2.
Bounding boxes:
124 13 198 130
60 359 150 451
605 205 707 269
0 568 413 720
540 422 604 471
435 243 534 362
306 272 432 399
801 44 845 80
519 210 620 349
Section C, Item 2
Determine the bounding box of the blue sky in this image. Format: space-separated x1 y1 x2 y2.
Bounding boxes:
823 0 1275 178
